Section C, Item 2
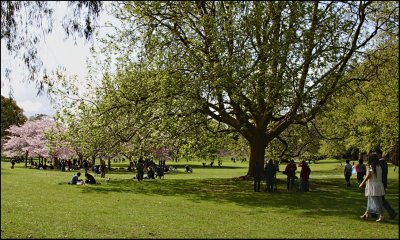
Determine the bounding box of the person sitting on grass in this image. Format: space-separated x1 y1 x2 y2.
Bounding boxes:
147 167 155 179
69 172 83 185
84 172 96 184
155 165 164 179
185 165 193 173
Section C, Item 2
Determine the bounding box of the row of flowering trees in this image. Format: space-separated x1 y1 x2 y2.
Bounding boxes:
1 114 174 165
1 116 75 162
1 113 202 165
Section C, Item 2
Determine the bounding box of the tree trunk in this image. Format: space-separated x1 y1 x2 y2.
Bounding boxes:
91 154 96 166
246 133 267 177
25 150 28 167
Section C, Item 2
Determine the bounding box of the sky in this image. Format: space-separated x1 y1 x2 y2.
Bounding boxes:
1 2 100 118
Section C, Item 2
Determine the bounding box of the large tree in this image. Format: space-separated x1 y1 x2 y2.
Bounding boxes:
90 1 397 176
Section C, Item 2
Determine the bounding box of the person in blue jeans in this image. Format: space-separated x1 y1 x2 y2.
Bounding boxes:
375 149 397 220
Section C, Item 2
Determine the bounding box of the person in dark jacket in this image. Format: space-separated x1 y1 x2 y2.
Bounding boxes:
137 158 145 181
344 159 352 187
376 149 397 220
253 161 263 192
85 172 96 184
356 159 367 185
265 159 276 192
11 159 15 169
147 167 155 179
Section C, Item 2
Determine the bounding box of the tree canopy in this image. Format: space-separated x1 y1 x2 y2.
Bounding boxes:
1 95 27 138
35 1 398 176
78 1 396 176
316 37 399 159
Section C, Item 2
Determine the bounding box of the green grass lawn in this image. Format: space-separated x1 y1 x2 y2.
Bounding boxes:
1 159 398 239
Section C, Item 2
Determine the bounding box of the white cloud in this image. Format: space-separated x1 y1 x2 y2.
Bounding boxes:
1 77 55 117
19 100 45 113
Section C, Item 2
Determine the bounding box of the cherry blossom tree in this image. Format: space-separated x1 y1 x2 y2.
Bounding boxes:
45 125 76 160
2 116 75 165
155 147 172 161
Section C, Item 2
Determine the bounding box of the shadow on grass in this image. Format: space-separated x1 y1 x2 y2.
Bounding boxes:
175 165 246 169
79 175 398 223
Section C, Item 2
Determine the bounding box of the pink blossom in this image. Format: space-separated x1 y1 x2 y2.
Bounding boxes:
2 116 74 159
155 147 172 160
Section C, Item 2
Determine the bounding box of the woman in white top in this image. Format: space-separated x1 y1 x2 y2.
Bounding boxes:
359 153 385 222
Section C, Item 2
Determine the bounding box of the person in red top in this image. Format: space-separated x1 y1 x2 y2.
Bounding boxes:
300 160 311 191
284 160 297 191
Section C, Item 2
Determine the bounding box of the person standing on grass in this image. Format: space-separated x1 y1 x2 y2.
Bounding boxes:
359 153 385 222
352 161 357 175
375 149 397 220
100 159 106 178
356 159 367 185
300 160 311 191
137 158 145 181
61 159 66 172
11 158 15 169
253 161 263 192
265 159 276 192
344 160 352 187
285 160 297 191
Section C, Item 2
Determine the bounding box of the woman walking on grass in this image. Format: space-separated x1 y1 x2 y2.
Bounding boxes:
359 153 385 222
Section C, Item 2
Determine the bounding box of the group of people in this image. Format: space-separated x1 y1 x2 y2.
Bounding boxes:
344 159 367 187
284 160 311 192
65 152 396 223
253 159 311 193
358 149 397 222
10 156 26 169
185 165 193 173
136 158 166 181
69 172 97 185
